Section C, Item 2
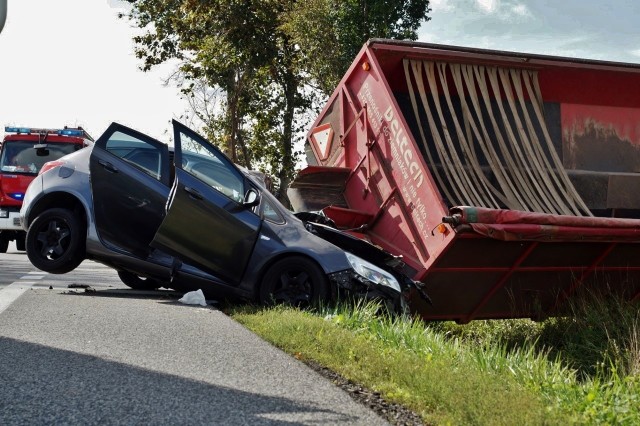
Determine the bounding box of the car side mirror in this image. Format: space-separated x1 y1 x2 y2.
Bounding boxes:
243 188 260 208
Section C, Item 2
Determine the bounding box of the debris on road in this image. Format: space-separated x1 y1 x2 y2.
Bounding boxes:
178 289 207 306
68 284 91 289
67 283 95 293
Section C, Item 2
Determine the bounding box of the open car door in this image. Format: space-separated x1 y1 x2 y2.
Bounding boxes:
90 123 171 258
150 120 261 284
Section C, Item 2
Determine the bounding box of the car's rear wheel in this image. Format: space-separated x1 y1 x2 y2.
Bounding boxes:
0 233 8 253
117 270 161 290
26 208 85 274
259 256 329 307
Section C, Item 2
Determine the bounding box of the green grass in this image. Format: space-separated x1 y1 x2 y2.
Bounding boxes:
229 293 640 425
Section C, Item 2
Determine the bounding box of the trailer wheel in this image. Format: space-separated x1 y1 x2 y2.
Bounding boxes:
117 270 161 291
0 234 8 253
260 256 329 307
26 208 85 274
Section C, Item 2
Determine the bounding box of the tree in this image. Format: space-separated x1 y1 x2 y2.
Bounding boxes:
124 0 279 168
282 0 431 95
123 0 431 203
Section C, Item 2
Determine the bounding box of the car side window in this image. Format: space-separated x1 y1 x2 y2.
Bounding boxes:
179 131 245 203
105 131 163 180
262 199 284 224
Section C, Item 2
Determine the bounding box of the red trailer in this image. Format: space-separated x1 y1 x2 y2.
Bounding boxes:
288 39 640 323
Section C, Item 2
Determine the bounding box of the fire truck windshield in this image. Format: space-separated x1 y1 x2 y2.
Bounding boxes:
0 141 81 174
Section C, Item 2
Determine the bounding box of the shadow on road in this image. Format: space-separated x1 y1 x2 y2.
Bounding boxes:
60 287 183 300
0 336 357 425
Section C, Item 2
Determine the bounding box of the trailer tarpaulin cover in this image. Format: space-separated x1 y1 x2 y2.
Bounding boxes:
450 206 640 242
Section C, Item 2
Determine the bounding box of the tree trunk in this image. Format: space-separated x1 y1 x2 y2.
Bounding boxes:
228 97 238 162
276 49 298 207
361 0 369 41
238 131 252 169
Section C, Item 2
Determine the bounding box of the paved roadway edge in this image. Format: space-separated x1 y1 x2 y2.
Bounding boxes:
0 272 46 314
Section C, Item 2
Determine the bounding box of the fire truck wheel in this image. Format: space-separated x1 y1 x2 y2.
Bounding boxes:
26 208 85 274
259 256 329 307
15 233 25 251
0 234 8 253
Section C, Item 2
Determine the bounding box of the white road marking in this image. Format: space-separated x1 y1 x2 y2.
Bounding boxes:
21 272 46 280
0 281 36 314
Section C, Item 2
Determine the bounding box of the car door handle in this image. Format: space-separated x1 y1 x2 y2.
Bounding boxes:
184 186 203 200
98 159 118 173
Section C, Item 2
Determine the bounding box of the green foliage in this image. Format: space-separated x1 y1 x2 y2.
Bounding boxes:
124 0 431 202
230 295 640 425
233 303 552 425
541 290 640 379
423 291 640 424
125 0 287 176
434 289 640 378
281 0 431 94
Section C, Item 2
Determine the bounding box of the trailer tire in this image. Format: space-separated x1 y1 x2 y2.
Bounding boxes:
26 208 85 274
260 256 329 307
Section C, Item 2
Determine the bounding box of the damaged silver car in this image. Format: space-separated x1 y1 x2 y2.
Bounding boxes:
20 120 426 311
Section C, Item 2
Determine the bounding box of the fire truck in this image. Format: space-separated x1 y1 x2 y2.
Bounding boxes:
0 126 93 252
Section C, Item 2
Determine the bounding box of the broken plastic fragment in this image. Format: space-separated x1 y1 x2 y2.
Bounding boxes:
178 289 207 306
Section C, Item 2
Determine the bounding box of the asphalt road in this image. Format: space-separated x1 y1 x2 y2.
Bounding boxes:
0 242 387 425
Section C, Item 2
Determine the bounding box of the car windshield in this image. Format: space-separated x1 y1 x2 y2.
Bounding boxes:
0 140 80 174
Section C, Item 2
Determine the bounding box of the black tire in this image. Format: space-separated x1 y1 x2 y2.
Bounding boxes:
26 208 85 274
259 256 329 307
0 234 8 253
15 232 26 251
117 270 161 290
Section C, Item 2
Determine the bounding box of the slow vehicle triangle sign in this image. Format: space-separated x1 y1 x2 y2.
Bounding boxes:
310 123 334 161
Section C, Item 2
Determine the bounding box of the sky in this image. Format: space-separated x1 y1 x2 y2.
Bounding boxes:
0 0 181 141
421 0 640 62
1 0 639 142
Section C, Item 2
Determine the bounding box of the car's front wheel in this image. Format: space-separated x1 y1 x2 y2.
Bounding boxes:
117 270 162 290
26 208 85 274
259 256 329 307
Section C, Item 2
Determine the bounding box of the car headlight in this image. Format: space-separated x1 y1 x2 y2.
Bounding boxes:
345 252 401 292
0 209 8 218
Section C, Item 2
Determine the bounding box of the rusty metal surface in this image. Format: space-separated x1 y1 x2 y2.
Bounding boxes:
287 167 350 212
410 236 640 322
562 107 640 173
300 40 640 321
564 121 640 172
607 174 640 209
566 171 610 211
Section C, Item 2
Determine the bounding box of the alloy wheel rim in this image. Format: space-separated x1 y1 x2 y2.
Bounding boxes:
272 269 312 305
36 219 71 260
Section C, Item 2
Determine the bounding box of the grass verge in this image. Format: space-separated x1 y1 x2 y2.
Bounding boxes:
230 292 640 425
231 302 557 425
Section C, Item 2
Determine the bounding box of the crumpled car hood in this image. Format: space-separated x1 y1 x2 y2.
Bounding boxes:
294 212 405 273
